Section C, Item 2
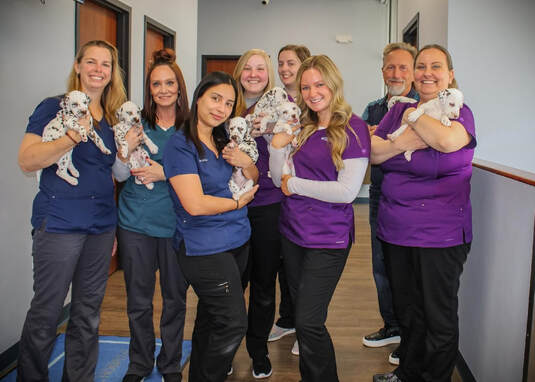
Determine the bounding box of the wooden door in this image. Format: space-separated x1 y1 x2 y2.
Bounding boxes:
78 0 117 46
202 55 241 78
145 28 165 75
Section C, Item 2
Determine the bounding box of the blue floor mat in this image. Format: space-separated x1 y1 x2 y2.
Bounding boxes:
2 334 191 381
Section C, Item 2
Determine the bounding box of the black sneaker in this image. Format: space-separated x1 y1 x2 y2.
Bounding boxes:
162 372 182 382
372 372 403 382
252 355 272 379
362 326 400 347
389 346 400 365
122 375 145 382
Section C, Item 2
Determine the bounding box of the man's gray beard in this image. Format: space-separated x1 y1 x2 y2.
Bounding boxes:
387 83 406 97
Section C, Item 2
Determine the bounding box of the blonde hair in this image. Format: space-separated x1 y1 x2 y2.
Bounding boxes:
415 44 458 88
295 55 354 172
232 49 275 116
67 40 126 125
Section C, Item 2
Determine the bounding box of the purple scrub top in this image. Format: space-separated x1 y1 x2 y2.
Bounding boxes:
280 114 370 249
374 102 477 248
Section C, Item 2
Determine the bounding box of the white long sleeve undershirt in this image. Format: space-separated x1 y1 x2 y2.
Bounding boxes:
268 144 369 204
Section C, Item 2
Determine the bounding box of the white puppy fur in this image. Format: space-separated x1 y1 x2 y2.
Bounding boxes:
387 88 464 161
245 87 289 136
39 90 111 186
113 101 159 190
226 117 259 200
272 101 301 175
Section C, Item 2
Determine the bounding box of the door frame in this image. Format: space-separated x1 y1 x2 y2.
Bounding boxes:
75 0 131 96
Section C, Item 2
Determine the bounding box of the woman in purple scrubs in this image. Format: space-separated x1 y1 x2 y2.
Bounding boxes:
268 45 312 350
270 54 370 382
371 44 476 382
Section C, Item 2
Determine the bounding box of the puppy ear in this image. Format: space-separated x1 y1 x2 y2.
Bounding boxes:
438 90 447 104
60 96 67 109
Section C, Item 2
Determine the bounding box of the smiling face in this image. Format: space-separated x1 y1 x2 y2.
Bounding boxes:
240 54 269 98
414 48 454 102
74 46 112 96
382 48 414 97
278 50 302 89
150 65 180 109
197 83 236 130
300 68 333 120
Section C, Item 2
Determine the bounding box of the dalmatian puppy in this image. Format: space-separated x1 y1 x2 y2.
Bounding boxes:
38 90 111 186
387 95 418 110
387 88 464 161
272 101 301 175
245 87 289 137
113 101 159 190
225 117 259 200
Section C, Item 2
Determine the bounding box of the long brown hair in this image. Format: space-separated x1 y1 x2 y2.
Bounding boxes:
67 40 126 125
278 44 311 63
295 55 353 171
142 48 190 130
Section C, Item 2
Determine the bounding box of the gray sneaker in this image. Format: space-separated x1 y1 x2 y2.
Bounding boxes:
373 372 402 382
268 324 296 342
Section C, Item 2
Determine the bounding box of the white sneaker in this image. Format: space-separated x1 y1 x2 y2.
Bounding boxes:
268 324 296 342
291 340 299 356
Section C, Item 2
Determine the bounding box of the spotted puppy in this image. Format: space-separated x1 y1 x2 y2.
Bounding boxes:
113 101 159 190
387 88 464 161
245 87 289 136
39 90 111 186
272 101 301 175
226 117 259 200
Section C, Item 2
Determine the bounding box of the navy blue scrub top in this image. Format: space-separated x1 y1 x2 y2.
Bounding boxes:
162 128 250 256
26 96 118 234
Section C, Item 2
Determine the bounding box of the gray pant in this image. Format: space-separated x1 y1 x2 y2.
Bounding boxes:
17 227 115 382
117 227 188 377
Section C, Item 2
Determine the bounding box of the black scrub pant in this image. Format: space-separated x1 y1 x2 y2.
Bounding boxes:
17 227 115 382
245 203 283 361
275 260 295 329
382 241 470 382
118 227 188 378
282 236 351 382
177 242 248 382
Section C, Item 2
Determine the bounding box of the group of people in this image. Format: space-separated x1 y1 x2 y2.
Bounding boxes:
16 37 476 382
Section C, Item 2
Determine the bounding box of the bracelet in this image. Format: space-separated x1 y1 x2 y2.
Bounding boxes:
236 199 239 210
65 131 79 145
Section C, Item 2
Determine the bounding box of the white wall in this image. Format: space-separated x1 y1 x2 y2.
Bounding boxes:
397 0 448 48
0 0 197 355
197 0 390 117
448 0 535 173
459 166 535 381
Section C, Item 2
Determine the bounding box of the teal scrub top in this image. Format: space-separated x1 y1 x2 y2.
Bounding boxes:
118 120 176 238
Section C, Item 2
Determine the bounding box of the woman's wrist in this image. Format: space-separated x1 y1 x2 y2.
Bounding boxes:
65 130 80 145
236 198 240 210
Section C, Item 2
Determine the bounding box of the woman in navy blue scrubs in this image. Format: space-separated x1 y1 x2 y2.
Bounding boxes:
163 71 259 382
17 40 140 381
